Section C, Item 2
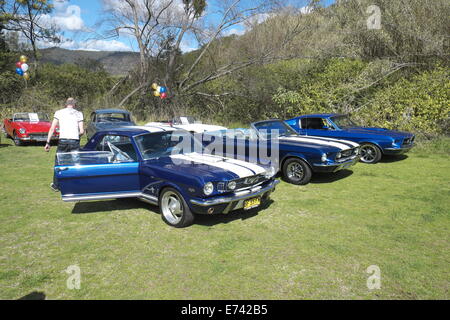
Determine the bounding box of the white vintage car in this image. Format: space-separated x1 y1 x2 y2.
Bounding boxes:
145 116 226 133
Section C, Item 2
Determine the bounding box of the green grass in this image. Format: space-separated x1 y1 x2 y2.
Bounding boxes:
0 137 449 299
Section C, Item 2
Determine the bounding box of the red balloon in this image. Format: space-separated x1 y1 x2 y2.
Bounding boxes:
16 61 22 68
160 92 168 99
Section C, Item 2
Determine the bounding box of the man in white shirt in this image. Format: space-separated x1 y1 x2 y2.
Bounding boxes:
45 97 84 191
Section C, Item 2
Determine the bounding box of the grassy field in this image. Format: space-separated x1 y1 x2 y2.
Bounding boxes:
0 136 449 299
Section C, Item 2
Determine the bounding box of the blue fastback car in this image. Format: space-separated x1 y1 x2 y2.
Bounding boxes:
86 109 136 140
202 119 361 185
54 126 278 228
286 114 415 164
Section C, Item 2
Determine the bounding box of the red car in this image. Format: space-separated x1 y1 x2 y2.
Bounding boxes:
2 112 59 146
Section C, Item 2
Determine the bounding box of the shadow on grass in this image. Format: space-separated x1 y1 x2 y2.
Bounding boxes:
0 143 10 148
194 199 274 227
380 154 408 163
18 291 46 300
71 197 272 227
310 169 354 184
72 198 151 214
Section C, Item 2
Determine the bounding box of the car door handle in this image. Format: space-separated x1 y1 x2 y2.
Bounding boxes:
56 167 69 172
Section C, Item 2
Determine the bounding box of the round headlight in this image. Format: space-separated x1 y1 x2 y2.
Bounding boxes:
228 181 236 190
336 152 342 159
321 153 327 162
19 128 26 134
203 182 214 195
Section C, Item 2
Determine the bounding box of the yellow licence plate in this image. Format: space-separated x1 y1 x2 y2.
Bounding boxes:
243 197 261 210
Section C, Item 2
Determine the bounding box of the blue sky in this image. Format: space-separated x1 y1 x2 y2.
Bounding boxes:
43 0 334 52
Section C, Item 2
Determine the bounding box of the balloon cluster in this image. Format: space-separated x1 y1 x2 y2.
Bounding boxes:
151 83 168 99
15 55 30 80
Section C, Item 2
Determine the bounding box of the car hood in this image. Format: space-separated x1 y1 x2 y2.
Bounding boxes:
279 135 359 152
147 153 266 181
14 121 52 132
173 124 228 133
340 127 414 139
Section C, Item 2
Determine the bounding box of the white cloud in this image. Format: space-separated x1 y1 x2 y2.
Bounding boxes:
39 38 132 52
223 28 245 37
39 4 86 31
180 39 198 53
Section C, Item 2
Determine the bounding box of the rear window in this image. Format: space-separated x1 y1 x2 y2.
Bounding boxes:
97 113 130 122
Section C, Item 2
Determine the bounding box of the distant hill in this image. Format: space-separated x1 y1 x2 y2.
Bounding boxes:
39 47 140 75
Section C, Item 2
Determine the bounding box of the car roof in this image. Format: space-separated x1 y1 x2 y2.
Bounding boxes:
297 113 343 118
92 109 131 114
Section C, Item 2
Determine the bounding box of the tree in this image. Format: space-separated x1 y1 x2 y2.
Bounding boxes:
1 0 60 61
101 0 311 112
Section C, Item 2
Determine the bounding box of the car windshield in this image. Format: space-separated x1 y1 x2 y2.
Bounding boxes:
331 115 358 128
14 112 49 122
97 112 130 122
135 131 205 160
252 120 298 139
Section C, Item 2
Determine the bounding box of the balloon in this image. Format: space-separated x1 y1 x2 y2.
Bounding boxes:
16 61 22 68
16 68 24 76
23 72 30 80
156 86 162 93
20 55 27 63
151 83 158 90
21 63 29 72
160 86 167 93
160 92 168 99
153 91 161 97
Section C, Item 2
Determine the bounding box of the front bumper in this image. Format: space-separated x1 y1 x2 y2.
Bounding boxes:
312 156 360 173
383 144 414 155
18 136 59 142
189 179 279 214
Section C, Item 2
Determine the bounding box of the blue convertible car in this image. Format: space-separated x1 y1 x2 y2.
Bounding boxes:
202 119 361 185
54 126 278 228
286 114 415 164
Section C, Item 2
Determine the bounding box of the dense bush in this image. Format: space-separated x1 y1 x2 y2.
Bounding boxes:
364 66 450 135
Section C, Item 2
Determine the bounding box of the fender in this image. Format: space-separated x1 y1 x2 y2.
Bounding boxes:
358 140 385 152
280 152 313 170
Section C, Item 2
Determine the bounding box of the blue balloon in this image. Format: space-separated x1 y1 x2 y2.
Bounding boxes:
160 86 167 93
16 67 24 76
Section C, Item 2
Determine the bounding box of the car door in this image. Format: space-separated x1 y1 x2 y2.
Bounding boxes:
55 134 141 201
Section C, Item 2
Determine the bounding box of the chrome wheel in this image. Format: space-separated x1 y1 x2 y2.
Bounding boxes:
161 191 184 225
360 144 380 163
286 162 304 181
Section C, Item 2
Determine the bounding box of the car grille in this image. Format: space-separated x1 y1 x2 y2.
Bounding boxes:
336 147 359 162
218 174 267 192
403 136 415 146
29 133 49 140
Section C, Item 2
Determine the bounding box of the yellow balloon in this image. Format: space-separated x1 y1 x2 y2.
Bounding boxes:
151 83 158 90
153 91 160 97
20 55 28 63
23 72 30 80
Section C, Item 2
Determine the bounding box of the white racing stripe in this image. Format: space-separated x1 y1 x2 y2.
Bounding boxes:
282 136 352 150
307 136 360 148
170 153 261 178
214 156 266 175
